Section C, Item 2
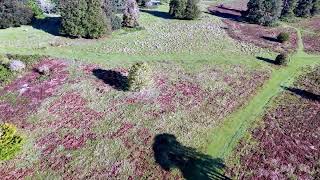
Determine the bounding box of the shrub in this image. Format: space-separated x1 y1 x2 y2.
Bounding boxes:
277 32 290 43
295 0 313 17
59 0 107 38
0 0 34 29
184 0 201 20
102 0 116 16
128 62 152 91
0 123 24 161
110 15 122 30
0 64 12 84
27 0 44 18
245 0 283 26
122 0 140 28
0 54 9 66
169 0 187 19
275 53 290 65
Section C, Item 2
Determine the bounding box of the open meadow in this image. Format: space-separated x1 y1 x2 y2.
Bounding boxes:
0 0 319 179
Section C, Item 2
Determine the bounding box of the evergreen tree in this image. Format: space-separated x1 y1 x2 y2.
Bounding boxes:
122 0 139 28
246 0 283 26
59 0 107 38
84 0 107 38
281 0 298 18
184 0 201 20
295 0 313 17
169 0 187 19
60 0 87 37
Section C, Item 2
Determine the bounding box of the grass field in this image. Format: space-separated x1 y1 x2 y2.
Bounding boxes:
0 0 319 179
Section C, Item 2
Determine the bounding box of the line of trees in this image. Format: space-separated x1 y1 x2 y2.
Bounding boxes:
60 0 139 38
245 0 320 26
0 0 140 39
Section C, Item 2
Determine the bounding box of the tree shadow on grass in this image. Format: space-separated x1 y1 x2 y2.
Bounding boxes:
208 5 245 22
32 16 61 36
92 69 129 91
153 133 231 180
261 36 280 43
256 56 277 65
140 9 173 19
281 86 320 101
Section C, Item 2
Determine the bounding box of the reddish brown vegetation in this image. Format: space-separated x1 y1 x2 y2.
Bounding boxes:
209 1 298 53
0 57 270 179
303 35 320 53
298 17 320 53
228 67 320 179
0 59 69 129
223 20 298 53
298 17 320 34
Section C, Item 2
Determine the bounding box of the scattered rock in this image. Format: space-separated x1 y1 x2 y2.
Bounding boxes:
9 60 26 72
19 84 29 95
37 65 50 75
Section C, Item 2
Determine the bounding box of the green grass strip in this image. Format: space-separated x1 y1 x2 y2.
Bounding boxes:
207 28 320 159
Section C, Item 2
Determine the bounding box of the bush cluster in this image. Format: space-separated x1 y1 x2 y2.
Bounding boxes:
277 32 290 43
0 0 34 29
0 123 24 161
169 0 200 20
128 62 152 91
275 53 290 65
59 0 108 38
110 15 122 30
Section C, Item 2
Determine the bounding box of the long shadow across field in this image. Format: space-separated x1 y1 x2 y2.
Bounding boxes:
261 36 280 43
256 56 277 65
32 17 61 36
281 86 320 101
153 133 231 180
140 9 173 19
92 69 129 91
208 5 245 22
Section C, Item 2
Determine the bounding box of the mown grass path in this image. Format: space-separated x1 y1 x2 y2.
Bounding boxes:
207 27 320 159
